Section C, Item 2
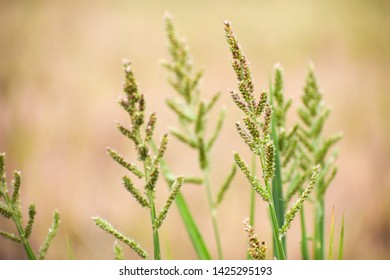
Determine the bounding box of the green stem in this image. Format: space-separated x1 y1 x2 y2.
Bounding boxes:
153 142 211 259
270 101 286 256
300 205 309 260
247 154 256 260
142 159 161 260
147 191 161 260
314 199 325 259
175 193 211 259
258 148 285 259
203 168 223 259
249 154 256 226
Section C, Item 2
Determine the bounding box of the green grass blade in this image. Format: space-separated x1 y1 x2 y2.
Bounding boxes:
269 203 286 260
270 79 286 257
272 135 286 250
65 235 75 260
328 207 335 259
154 143 211 260
338 214 345 260
175 192 212 259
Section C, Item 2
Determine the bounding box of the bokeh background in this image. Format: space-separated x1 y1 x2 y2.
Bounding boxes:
1 0 389 259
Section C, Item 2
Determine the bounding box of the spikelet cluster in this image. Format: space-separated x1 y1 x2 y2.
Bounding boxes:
280 165 319 236
97 54 186 259
94 217 148 259
164 15 232 178
225 20 341 259
164 15 236 210
163 15 237 260
243 218 267 260
225 21 275 204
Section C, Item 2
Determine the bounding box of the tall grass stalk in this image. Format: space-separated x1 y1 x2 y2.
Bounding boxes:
162 14 236 259
94 60 184 260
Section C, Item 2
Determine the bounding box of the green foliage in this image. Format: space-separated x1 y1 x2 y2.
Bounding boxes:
0 153 60 260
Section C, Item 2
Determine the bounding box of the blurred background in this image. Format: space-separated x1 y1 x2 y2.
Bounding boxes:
1 0 389 259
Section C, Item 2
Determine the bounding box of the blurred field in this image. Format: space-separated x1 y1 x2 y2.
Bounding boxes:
1 0 390 259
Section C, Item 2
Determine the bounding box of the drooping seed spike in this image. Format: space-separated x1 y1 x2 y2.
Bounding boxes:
235 122 257 154
233 152 270 202
198 138 208 170
195 102 206 135
24 204 36 239
280 165 319 236
315 133 343 164
216 164 237 206
264 142 275 182
243 117 260 143
116 123 139 146
153 177 184 229
0 202 12 219
0 153 6 189
207 108 226 150
145 167 159 193
155 134 169 165
145 113 157 145
38 211 60 260
107 148 144 178
231 90 250 114
93 217 148 259
166 98 195 122
170 127 198 148
122 176 150 208
11 171 22 204
255 91 268 117
262 104 273 138
0 230 22 243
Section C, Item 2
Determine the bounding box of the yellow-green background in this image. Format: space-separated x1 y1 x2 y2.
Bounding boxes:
1 0 389 259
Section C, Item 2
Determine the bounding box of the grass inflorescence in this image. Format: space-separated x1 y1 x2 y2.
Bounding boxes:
93 60 184 260
0 153 60 260
225 21 343 260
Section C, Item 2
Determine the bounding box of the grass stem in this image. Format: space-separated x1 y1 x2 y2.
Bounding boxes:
203 168 223 259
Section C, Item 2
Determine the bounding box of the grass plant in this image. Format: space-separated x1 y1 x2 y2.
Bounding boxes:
0 15 344 260
0 153 60 259
161 14 236 260
93 60 184 260
224 21 343 260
